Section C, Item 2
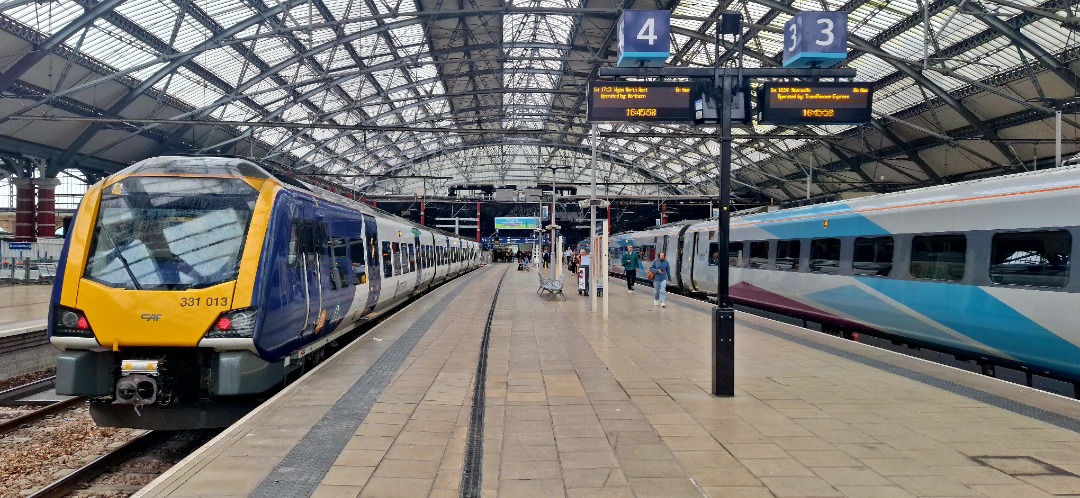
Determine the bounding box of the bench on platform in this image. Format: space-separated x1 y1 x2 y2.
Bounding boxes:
537 272 566 300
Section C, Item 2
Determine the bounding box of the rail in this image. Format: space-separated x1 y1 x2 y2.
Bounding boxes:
0 396 86 435
28 430 170 498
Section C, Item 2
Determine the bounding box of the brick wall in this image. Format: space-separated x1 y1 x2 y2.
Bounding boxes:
0 331 58 381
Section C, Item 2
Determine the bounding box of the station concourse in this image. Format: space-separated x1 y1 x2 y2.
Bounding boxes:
136 265 1080 498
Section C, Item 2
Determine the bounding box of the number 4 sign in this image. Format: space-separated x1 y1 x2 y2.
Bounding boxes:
782 11 848 68
617 10 671 68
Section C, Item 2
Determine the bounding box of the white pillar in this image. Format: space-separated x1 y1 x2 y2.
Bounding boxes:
602 219 609 319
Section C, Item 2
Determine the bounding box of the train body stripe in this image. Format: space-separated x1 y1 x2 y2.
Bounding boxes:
804 283 998 356
231 180 278 309
858 278 1080 375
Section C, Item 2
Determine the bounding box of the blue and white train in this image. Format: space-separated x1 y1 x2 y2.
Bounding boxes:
48 156 480 428
611 166 1080 386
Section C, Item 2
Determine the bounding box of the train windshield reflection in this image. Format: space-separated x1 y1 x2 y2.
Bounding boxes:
85 176 260 290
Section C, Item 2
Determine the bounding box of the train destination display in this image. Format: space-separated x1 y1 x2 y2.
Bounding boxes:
758 82 873 125
587 81 694 123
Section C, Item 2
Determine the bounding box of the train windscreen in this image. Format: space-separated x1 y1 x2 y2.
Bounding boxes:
85 176 260 290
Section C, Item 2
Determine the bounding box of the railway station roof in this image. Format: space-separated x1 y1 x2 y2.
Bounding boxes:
0 0 1078 205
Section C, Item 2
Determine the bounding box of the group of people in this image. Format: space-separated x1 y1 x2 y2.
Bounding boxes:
620 245 669 308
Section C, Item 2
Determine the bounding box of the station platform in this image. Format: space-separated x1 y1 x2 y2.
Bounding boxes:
0 283 51 336
136 264 1080 498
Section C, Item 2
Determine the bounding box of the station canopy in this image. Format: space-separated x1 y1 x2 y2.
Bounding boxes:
0 0 1078 204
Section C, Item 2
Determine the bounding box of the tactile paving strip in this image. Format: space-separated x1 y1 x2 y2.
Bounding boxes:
672 298 1080 434
251 275 475 498
460 268 506 498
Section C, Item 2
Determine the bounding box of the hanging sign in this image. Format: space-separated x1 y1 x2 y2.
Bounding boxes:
782 12 848 68
617 10 671 67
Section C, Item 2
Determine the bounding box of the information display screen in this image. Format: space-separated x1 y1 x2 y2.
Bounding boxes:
587 81 694 123
494 217 540 230
758 82 873 125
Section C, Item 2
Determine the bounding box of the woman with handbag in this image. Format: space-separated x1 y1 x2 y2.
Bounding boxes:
648 252 671 307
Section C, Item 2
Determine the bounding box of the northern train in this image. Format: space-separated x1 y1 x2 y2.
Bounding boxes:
48 156 480 429
610 166 1080 388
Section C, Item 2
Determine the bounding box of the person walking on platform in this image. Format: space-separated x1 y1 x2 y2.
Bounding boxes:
621 245 642 293
542 250 550 268
649 252 671 307
564 247 574 267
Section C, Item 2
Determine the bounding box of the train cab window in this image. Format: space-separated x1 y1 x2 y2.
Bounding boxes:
810 238 841 274
776 240 801 271
748 241 769 269
329 237 348 288
725 242 743 267
853 237 893 277
990 231 1070 287
707 242 720 266
911 234 966 281
349 238 366 285
408 244 416 273
382 242 393 278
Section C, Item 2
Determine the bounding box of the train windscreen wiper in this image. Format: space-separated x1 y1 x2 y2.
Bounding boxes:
98 225 143 291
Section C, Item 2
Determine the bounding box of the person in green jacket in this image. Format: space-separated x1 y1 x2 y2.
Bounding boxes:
621 245 643 293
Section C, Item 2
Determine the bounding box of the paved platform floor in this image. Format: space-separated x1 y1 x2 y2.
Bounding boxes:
0 283 51 334
137 264 1080 497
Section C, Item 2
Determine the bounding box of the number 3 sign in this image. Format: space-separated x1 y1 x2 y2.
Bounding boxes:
782 11 848 68
617 10 671 68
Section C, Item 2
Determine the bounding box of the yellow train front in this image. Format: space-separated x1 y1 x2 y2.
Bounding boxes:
48 156 480 429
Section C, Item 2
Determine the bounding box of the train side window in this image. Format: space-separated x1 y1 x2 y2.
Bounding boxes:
287 222 300 268
911 234 966 281
382 241 393 278
392 243 402 275
854 237 893 277
408 243 416 272
349 238 366 285
329 237 347 288
748 241 768 269
990 231 1070 287
727 242 743 267
810 238 841 274
776 240 801 271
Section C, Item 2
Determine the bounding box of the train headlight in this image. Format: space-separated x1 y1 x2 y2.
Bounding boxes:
204 308 258 339
52 306 94 338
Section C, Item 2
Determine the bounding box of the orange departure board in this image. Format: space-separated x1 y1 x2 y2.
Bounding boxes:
758 82 873 125
587 81 695 123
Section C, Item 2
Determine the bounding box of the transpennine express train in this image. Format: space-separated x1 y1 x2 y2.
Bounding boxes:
48 156 480 428
610 166 1080 385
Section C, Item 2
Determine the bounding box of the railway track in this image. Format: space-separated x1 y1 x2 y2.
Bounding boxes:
0 376 58 407
26 430 172 498
0 396 86 436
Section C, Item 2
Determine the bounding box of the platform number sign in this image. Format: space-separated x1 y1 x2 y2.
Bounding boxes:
617 10 671 68
782 12 848 68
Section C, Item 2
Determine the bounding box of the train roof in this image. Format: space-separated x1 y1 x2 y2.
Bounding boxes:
113 156 474 243
678 164 1080 230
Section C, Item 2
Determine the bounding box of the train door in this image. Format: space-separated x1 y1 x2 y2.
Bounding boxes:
689 231 700 291
297 220 323 336
413 230 423 289
362 214 381 314
673 226 689 289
